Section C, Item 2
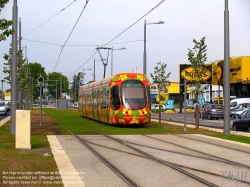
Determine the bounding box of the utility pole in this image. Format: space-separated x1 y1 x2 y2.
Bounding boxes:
184 79 187 131
11 0 18 135
224 0 230 135
1 80 4 100
60 73 62 99
38 74 44 126
93 58 95 81
74 75 76 102
18 17 22 109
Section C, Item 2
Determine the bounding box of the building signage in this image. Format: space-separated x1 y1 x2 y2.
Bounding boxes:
179 64 212 84
181 67 211 82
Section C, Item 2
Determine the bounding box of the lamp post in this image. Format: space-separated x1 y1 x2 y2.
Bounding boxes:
224 0 230 135
10 0 18 135
143 20 164 76
1 80 4 100
111 47 126 75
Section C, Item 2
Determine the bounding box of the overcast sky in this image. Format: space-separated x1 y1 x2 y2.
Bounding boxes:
1 0 250 90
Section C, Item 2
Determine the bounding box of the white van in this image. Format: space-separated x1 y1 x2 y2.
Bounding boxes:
230 98 250 109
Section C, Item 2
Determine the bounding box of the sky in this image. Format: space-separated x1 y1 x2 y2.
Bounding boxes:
0 0 250 91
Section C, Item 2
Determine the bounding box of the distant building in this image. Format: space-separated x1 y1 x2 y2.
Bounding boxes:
150 82 181 103
4 92 11 101
188 85 223 102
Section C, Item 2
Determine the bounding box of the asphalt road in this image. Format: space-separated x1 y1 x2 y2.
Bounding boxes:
151 112 235 130
0 111 11 121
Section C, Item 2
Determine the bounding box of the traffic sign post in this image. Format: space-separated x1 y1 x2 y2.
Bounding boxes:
38 75 44 126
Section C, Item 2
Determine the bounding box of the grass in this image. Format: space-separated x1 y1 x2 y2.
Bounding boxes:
43 108 171 135
0 109 67 187
44 108 250 145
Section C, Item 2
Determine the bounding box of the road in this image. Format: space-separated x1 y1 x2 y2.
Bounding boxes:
151 111 235 130
0 111 11 121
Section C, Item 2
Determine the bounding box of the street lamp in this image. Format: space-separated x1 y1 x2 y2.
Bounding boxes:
143 20 164 76
111 47 126 75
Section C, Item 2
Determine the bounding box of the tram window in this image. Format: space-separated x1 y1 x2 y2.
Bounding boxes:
101 86 108 109
82 91 86 107
121 80 146 110
93 88 98 108
111 86 120 110
88 90 92 107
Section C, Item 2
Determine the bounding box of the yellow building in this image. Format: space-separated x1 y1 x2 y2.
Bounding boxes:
212 56 250 98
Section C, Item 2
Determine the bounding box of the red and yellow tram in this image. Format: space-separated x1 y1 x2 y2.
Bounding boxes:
78 72 151 125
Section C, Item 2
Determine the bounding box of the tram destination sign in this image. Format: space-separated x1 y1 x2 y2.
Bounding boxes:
123 83 142 88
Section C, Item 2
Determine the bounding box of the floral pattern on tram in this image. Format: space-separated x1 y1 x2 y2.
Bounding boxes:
79 72 151 125
110 73 151 124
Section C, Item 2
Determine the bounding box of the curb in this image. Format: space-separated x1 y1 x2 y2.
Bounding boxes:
0 116 10 127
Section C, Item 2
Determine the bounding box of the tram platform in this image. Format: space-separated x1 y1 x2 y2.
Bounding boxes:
48 131 250 186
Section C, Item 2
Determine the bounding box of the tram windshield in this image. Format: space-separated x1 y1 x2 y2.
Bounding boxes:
121 80 146 110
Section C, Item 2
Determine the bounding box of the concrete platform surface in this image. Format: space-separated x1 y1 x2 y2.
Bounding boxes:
48 134 250 187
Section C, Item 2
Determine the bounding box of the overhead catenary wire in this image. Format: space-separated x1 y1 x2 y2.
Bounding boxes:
69 0 165 78
22 39 62 46
67 50 98 79
53 0 90 72
22 39 143 46
25 0 164 79
22 0 77 38
101 0 165 48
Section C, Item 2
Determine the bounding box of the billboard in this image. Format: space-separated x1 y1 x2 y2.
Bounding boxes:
179 64 212 84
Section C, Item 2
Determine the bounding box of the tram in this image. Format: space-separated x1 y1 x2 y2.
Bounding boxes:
78 72 152 125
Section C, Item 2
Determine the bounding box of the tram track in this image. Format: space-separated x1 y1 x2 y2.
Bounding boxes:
170 133 250 155
50 114 139 187
80 135 250 185
151 115 225 130
46 112 250 186
143 134 250 170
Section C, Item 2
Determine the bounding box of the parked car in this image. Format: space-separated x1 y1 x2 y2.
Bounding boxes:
151 104 166 111
201 104 224 120
193 103 208 118
230 104 250 118
233 105 250 119
230 98 250 109
232 108 250 132
0 102 7 116
32 102 40 107
74 102 78 109
6 102 11 112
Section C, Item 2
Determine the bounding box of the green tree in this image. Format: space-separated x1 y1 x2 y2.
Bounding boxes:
69 74 77 102
47 72 69 100
0 0 14 41
3 45 31 100
150 61 171 123
186 36 208 129
68 73 83 102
